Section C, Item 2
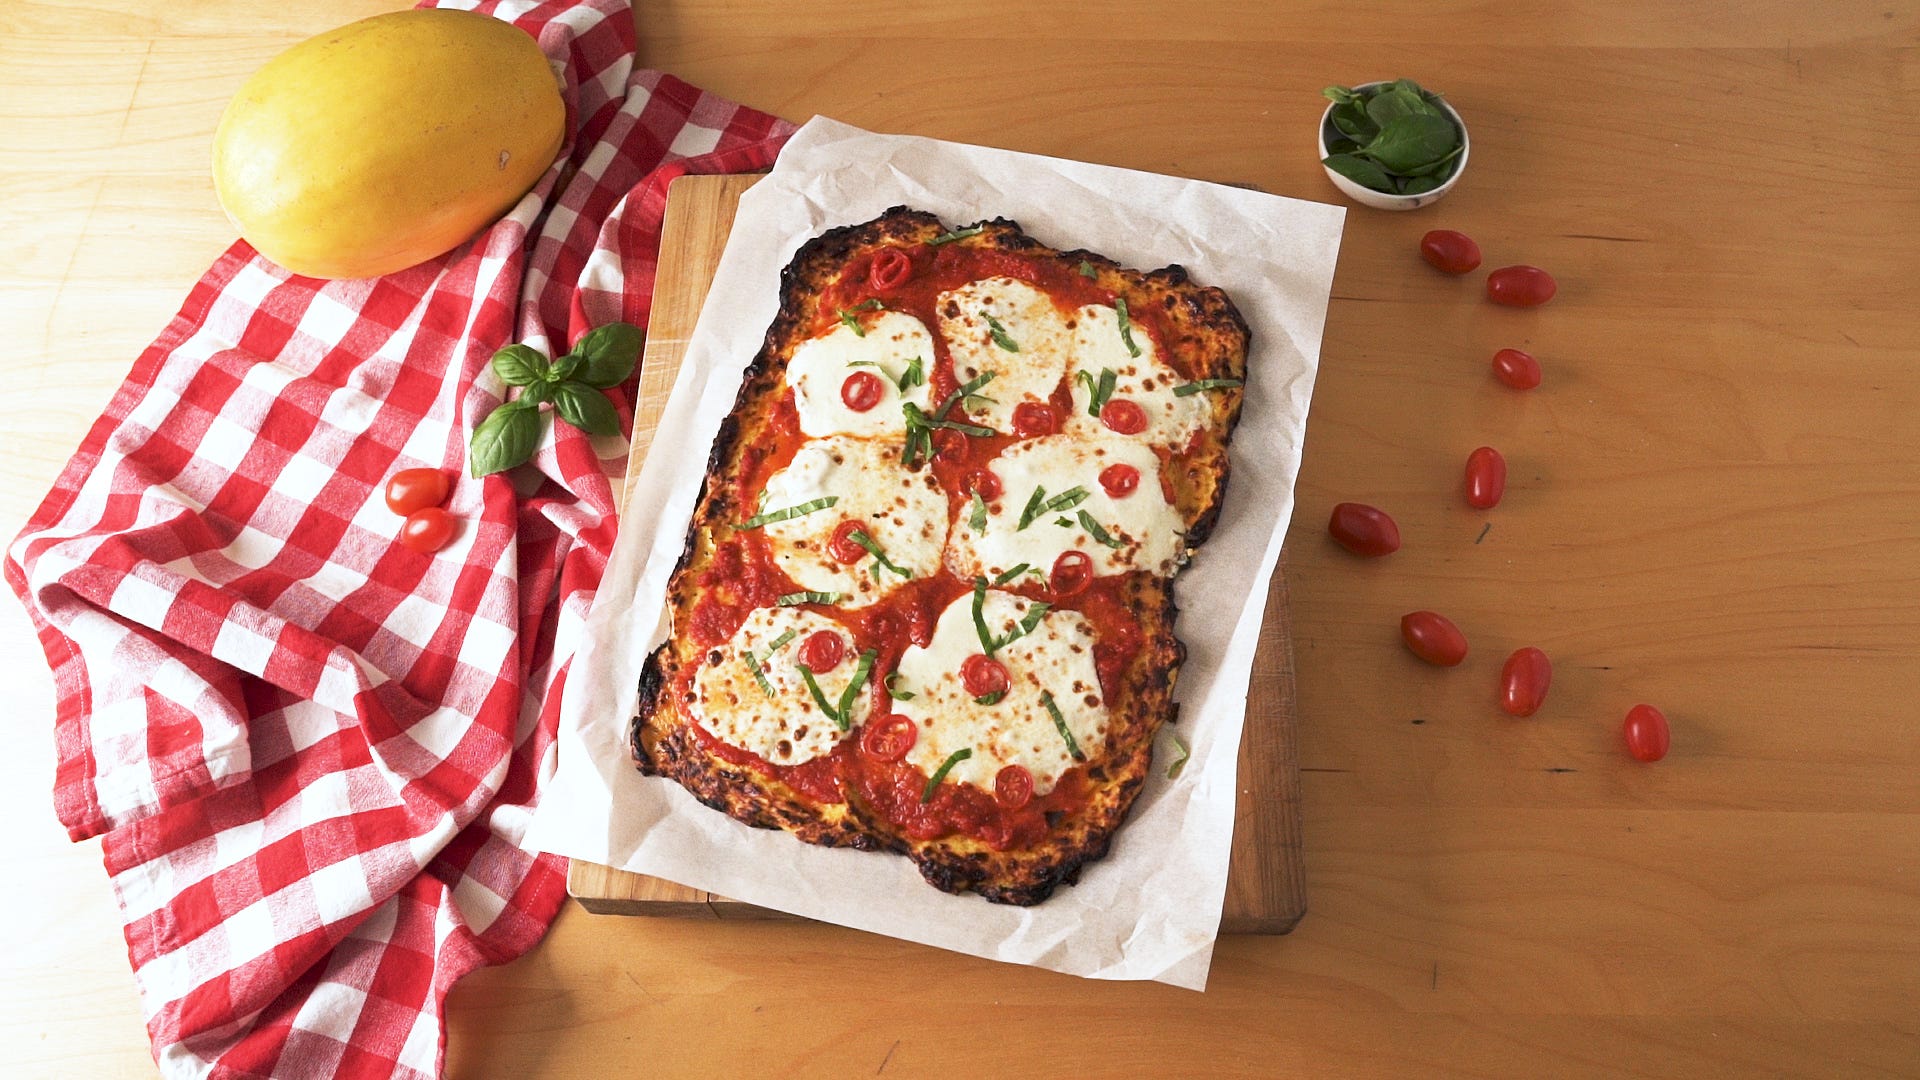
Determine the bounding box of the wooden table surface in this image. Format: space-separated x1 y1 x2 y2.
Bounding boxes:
4 2 1917 1077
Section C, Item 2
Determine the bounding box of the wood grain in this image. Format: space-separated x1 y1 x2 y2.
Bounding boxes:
569 173 1306 933
3 1 1918 1077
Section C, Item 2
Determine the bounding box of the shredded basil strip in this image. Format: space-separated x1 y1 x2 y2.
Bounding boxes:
1044 486 1090 515
797 664 845 729
766 629 799 654
1017 484 1048 530
1172 378 1245 397
777 590 842 606
743 650 775 698
1077 259 1097 278
837 303 880 337
1054 516 1074 527
899 355 925 391
835 649 877 726
885 672 915 701
848 529 911 580
1166 733 1192 779
996 601 1050 651
922 748 972 801
935 370 997 419
1077 368 1118 417
969 492 988 533
974 690 1007 706
970 577 996 654
1078 509 1126 549
992 562 1030 585
1042 691 1086 761
983 313 1019 353
927 224 984 246
740 495 837 529
1114 297 1143 358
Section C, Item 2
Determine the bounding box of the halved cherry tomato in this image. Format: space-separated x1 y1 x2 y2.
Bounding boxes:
828 519 868 564
1419 229 1481 274
1400 611 1468 666
1099 398 1149 435
1622 704 1671 762
933 428 971 465
994 764 1035 809
860 714 917 762
868 248 913 292
1012 401 1056 437
384 468 449 515
1099 463 1140 498
1050 550 1093 597
1328 502 1401 557
1487 265 1557 307
841 370 885 412
1491 348 1542 390
1464 446 1507 509
801 631 845 673
969 468 1002 501
1499 647 1552 717
961 654 1010 698
399 507 455 554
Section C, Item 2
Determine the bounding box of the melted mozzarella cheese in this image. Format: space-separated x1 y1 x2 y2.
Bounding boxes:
1062 303 1207 448
946 434 1186 581
760 436 948 608
788 311 935 437
693 606 867 766
935 277 1072 432
892 590 1107 795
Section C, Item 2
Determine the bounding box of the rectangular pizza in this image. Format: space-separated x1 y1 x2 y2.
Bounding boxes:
631 207 1249 905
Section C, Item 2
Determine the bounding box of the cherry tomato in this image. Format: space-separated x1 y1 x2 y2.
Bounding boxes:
1328 502 1401 557
1099 398 1149 435
828 520 868 564
1499 647 1552 717
1464 446 1508 510
1011 401 1056 437
384 468 450 515
800 631 846 673
1099 463 1140 498
1622 704 1671 762
399 507 456 553
961 654 1010 698
841 370 885 412
1400 611 1468 666
1419 229 1481 275
1049 550 1093 598
994 764 1035 809
868 248 913 292
933 428 971 464
860 714 916 762
969 468 1002 501
1491 348 1542 390
1486 265 1557 307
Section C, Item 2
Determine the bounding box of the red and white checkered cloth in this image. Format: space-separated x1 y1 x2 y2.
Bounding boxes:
5 2 791 1075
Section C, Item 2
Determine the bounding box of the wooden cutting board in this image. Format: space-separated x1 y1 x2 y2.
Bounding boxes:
565 174 1304 933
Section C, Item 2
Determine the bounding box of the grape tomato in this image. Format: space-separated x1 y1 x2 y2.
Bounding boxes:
1487 265 1557 308
1464 446 1508 510
1328 502 1401 557
1419 229 1482 275
1499 647 1552 716
1400 611 1469 666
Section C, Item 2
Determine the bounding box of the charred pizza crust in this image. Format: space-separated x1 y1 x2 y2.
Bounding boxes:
633 207 1248 905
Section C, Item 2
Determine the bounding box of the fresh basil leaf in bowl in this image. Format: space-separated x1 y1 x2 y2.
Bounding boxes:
1318 79 1469 210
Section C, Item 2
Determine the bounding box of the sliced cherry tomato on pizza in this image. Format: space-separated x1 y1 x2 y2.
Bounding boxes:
841 370 885 412
860 714 917 762
800 631 846 673
384 468 449 515
960 654 1010 698
1011 401 1056 437
1400 611 1468 666
868 248 913 292
1419 229 1482 274
1098 463 1140 498
1049 549 1094 598
1464 446 1507 509
969 468 1002 501
1099 398 1148 435
1622 704 1671 762
1499 647 1552 717
399 507 455 554
828 519 868 564
1328 502 1401 556
1491 348 1542 390
933 428 971 464
994 764 1035 809
1487 265 1558 307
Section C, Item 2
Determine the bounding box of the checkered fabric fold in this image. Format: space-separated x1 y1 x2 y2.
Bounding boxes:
4 2 791 1075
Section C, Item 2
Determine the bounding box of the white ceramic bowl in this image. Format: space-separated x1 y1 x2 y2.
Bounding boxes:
1318 82 1469 211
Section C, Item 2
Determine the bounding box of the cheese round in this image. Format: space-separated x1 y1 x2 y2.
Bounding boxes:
891 590 1107 795
936 277 1072 432
693 606 868 765
1061 303 1207 448
788 311 935 437
759 436 948 607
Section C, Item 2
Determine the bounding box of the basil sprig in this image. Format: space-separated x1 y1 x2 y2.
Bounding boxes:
1321 80 1463 197
798 648 877 731
1165 732 1191 779
848 528 911 581
968 492 989 533
1077 509 1126 549
1042 691 1086 761
740 495 837 529
1017 485 1090 530
970 576 1050 656
1114 298 1143 358
1077 260 1097 278
1172 378 1244 397
902 371 998 466
776 590 843 606
1076 368 1118 417
837 298 885 337
927 224 984 246
743 650 776 697
470 321 642 476
983 313 1019 353
921 748 972 802
885 673 915 701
